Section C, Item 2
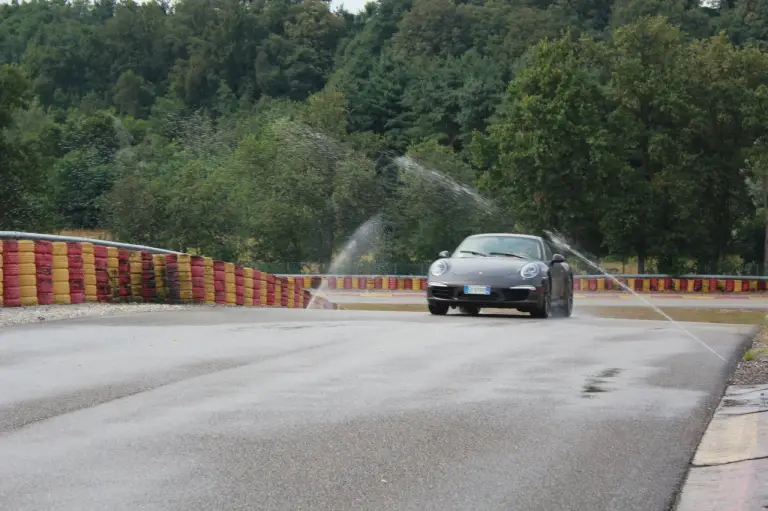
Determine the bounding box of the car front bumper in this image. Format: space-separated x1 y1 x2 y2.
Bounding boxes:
426 281 546 309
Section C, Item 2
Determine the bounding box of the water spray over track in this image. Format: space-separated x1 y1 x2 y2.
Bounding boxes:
307 214 384 310
545 230 726 362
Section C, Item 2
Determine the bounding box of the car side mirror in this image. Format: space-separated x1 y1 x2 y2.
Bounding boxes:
552 253 565 264
438 250 450 258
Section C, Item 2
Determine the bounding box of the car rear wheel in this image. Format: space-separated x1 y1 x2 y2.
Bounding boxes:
530 284 552 319
459 306 480 316
428 302 449 315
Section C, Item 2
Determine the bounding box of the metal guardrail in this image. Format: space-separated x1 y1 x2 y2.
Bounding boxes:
0 231 182 255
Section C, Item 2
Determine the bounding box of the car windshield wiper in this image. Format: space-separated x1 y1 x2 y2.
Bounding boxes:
459 250 487 257
488 252 528 259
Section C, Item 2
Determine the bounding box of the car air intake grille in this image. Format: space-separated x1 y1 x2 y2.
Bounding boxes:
431 286 455 300
501 289 530 301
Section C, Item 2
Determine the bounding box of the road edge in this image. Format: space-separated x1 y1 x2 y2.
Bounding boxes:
670 327 768 511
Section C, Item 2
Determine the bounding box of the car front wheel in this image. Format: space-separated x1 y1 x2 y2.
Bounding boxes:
428 302 449 316
530 284 552 319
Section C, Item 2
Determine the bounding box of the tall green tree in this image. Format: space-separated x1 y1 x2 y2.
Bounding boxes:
481 35 617 257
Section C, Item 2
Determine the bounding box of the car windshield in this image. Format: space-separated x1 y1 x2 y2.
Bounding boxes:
453 235 542 260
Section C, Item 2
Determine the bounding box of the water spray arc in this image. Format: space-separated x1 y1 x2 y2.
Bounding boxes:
306 214 384 310
306 155 498 309
544 230 727 362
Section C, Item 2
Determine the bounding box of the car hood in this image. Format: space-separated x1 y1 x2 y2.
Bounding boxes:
445 257 534 277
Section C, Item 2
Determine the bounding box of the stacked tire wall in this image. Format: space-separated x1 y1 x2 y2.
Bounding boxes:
0 239 338 310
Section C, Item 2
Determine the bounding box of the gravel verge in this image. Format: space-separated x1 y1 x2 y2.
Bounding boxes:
729 325 768 385
0 303 198 327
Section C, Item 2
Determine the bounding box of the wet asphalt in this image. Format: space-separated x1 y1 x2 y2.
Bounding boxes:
0 308 757 511
326 291 768 309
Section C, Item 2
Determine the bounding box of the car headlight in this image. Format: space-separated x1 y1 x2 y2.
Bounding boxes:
430 260 449 277
520 263 539 279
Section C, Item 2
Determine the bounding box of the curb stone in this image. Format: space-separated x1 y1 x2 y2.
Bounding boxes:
674 385 768 511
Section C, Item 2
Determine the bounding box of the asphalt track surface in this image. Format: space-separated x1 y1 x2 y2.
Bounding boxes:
325 291 768 309
0 308 757 511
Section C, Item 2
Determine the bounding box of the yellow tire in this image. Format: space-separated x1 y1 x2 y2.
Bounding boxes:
19 275 37 287
19 285 37 298
52 243 68 256
53 282 70 295
17 240 34 252
19 263 36 275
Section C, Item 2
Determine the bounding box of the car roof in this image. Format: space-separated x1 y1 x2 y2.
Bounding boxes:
465 233 543 241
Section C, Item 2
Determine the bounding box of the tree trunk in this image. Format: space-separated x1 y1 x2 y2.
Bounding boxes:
637 250 646 274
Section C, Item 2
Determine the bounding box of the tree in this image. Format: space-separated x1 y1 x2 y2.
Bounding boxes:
0 64 54 230
598 17 692 273
481 35 617 257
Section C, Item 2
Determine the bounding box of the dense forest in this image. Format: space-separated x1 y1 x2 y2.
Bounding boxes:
2 0 768 274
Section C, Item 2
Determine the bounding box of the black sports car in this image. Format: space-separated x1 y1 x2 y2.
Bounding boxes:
426 233 574 318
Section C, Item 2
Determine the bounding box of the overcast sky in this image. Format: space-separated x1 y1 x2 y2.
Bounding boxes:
0 0 372 13
331 0 369 13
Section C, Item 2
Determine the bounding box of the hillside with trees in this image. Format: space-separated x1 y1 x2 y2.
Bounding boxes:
3 0 768 274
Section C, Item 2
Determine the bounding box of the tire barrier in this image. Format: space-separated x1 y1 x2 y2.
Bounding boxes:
83 242 97 302
571 276 768 293
94 245 110 302
203 257 214 304
52 242 70 304
213 260 226 305
153 254 166 302
224 262 236 306
35 241 53 306
0 239 340 309
18 240 37 306
2 241 20 307
117 249 130 300
141 252 156 302
267 274 276 306
69 243 85 304
278 274 768 295
107 247 118 298
191 256 205 303
244 267 254 306
259 270 267 306
235 265 244 306
129 251 143 301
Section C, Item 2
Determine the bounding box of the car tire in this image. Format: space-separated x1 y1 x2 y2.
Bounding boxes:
428 302 449 316
531 282 552 319
459 306 480 316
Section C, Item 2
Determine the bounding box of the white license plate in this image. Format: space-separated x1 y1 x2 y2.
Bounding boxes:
464 285 490 295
